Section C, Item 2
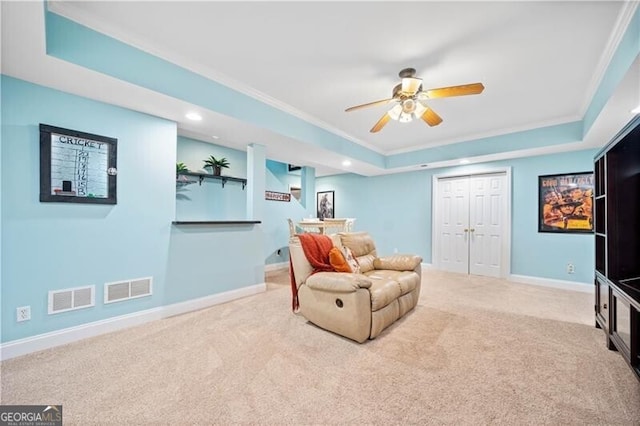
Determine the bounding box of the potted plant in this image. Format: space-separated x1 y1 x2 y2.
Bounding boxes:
203 155 230 176
176 162 189 181
176 162 189 174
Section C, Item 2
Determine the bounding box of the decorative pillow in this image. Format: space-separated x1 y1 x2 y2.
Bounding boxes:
329 247 351 273
342 246 361 274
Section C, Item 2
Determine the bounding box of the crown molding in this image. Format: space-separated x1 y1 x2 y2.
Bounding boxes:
578 1 639 117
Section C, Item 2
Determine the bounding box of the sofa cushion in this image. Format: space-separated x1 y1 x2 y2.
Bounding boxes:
365 270 419 296
340 232 378 273
367 277 402 311
306 272 372 292
339 232 376 255
374 254 422 271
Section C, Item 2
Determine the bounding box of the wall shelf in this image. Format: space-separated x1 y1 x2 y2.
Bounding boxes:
177 171 247 189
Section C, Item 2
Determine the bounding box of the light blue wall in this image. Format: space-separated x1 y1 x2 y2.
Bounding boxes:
318 149 597 285
509 151 596 283
1 76 264 343
174 140 309 266
176 136 247 221
263 166 309 265
177 136 247 177
1 76 175 341
266 160 301 191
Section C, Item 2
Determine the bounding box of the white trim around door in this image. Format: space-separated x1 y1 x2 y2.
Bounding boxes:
432 167 512 278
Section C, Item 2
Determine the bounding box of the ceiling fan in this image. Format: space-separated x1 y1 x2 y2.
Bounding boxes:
345 68 484 133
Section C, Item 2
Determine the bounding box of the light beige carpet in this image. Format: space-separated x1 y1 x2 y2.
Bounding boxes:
1 269 639 425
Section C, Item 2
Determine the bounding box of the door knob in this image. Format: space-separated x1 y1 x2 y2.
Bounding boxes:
464 229 469 232
470 228 475 232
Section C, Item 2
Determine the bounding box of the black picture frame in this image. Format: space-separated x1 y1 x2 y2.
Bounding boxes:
538 171 594 233
40 124 118 204
317 190 334 219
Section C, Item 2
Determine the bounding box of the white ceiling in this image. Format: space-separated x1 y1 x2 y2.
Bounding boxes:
2 1 639 176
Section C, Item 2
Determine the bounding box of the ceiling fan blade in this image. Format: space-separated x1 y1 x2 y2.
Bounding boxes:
420 107 443 127
345 98 394 112
370 112 392 133
422 83 485 99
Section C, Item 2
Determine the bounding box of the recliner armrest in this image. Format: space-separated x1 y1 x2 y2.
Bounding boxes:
306 272 372 293
374 254 422 271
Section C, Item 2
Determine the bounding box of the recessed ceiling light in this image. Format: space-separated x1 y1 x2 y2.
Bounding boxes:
211 135 219 139
185 112 202 121
342 160 352 167
631 105 640 114
459 159 470 164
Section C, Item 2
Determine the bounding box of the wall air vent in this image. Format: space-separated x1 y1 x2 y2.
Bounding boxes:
48 285 95 314
104 277 153 304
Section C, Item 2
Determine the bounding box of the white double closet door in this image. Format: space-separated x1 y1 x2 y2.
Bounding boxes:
434 172 509 278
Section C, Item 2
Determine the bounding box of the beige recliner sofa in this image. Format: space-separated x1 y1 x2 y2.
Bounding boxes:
289 232 422 343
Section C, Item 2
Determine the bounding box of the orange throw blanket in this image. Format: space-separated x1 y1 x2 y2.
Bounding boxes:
290 233 334 311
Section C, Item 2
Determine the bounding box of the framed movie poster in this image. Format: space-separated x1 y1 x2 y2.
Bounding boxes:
538 171 594 233
316 190 334 219
40 124 117 204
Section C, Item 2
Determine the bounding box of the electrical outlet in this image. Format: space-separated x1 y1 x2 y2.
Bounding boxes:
567 263 575 274
17 306 31 322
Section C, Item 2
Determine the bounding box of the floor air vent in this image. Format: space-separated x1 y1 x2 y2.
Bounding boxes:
48 285 95 314
104 277 152 304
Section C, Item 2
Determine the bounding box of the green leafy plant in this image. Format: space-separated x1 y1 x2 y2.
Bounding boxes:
176 162 189 174
203 155 230 176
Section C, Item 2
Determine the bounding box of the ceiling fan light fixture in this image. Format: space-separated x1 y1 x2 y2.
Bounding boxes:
388 104 403 121
402 99 416 114
390 101 415 123
346 67 484 132
399 111 413 123
401 77 422 95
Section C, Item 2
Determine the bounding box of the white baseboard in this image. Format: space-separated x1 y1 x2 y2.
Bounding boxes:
0 283 266 361
421 263 434 269
265 262 288 272
161 283 266 318
508 274 593 293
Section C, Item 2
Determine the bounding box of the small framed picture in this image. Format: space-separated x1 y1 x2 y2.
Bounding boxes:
316 190 334 219
538 171 594 233
288 185 301 202
39 124 118 204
